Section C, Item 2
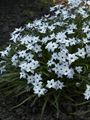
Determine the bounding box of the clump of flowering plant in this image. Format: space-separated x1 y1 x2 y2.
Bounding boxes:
0 0 90 118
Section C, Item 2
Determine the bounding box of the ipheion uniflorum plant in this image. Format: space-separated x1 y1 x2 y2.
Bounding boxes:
0 0 90 103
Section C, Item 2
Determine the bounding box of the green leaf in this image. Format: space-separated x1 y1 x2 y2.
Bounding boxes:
11 94 36 110
40 97 48 120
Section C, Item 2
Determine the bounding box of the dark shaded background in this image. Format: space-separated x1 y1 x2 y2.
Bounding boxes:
0 0 51 45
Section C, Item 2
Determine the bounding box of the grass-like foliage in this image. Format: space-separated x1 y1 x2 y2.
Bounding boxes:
0 0 90 118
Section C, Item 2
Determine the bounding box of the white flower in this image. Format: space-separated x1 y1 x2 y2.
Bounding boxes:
46 79 56 89
71 14 76 19
42 36 50 43
62 9 69 19
26 44 34 50
19 60 39 73
39 26 47 33
82 38 89 44
56 32 66 41
33 19 42 27
11 54 18 66
10 32 20 42
55 10 60 15
75 66 83 73
51 53 58 60
66 30 74 35
30 60 39 70
6 45 11 52
68 0 82 7
67 54 78 64
85 44 90 57
78 7 86 16
25 53 34 62
58 51 67 62
82 26 90 33
62 66 71 76
0 66 6 74
33 73 42 82
87 32 90 39
67 68 74 78
50 33 55 40
0 50 8 57
48 25 55 31
69 23 77 30
84 90 90 100
27 75 34 84
20 70 27 79
33 81 43 88
33 86 47 97
46 79 64 90
45 42 58 52
76 48 86 58
33 44 42 53
13 27 23 34
87 1 90 5
68 38 77 46
66 29 74 34
52 62 70 77
18 50 26 58
84 84 90 100
26 23 33 29
21 62 30 72
20 35 31 45
27 74 42 85
47 59 55 67
55 80 64 90
52 65 60 76
0 45 11 57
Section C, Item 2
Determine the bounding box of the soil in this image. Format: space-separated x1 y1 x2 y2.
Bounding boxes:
0 1 90 120
0 92 90 120
0 0 50 45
